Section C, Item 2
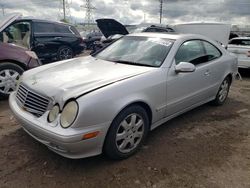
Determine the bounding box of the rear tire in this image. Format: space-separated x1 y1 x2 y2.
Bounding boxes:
104 105 149 160
212 77 231 106
57 46 73 61
0 63 24 99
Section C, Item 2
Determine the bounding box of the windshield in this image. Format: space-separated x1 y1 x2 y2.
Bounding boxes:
95 36 174 67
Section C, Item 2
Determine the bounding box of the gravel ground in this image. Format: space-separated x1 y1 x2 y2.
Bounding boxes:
0 69 250 188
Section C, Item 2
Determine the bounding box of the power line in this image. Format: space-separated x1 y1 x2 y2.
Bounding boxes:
81 0 96 27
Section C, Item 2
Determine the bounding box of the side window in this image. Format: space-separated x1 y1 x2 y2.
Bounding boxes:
241 40 250 46
229 39 242 45
54 24 71 33
203 41 222 61
175 40 205 65
33 22 55 33
1 21 31 48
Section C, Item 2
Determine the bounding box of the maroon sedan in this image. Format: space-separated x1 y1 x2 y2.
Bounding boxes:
0 42 41 98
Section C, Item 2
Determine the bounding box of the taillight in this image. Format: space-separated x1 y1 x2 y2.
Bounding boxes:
79 37 85 44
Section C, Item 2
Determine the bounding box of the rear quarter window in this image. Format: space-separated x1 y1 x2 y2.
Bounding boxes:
203 41 222 61
69 26 80 36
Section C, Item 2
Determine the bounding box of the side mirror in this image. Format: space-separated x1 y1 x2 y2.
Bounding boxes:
175 62 196 73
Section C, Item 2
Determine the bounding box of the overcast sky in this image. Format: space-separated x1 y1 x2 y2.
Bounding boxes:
0 0 250 25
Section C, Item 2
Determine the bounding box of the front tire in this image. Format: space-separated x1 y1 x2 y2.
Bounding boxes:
104 105 149 160
212 77 231 106
0 63 24 99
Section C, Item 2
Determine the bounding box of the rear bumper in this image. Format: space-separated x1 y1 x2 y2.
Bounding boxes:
9 92 110 159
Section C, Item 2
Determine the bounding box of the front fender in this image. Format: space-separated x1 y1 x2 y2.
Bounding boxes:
71 69 168 129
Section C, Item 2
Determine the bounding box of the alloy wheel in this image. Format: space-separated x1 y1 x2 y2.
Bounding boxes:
0 69 20 95
218 79 229 102
58 47 73 60
115 113 145 153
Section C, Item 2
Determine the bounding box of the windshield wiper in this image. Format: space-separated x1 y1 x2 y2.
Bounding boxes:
113 60 155 67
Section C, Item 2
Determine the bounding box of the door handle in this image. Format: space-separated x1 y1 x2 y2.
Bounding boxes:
204 70 211 76
54 37 62 40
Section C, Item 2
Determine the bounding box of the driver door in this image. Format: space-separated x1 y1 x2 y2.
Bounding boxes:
165 40 215 117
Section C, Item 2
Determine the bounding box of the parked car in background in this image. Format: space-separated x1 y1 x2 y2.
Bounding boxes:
229 32 239 40
93 19 176 53
80 31 102 50
0 42 40 98
228 37 250 69
93 19 231 53
0 14 85 63
143 25 175 33
9 32 237 160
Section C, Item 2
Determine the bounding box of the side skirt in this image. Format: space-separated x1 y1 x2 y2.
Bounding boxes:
150 97 215 130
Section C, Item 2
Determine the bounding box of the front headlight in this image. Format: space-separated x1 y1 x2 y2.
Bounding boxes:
60 101 78 128
16 75 23 88
48 105 60 123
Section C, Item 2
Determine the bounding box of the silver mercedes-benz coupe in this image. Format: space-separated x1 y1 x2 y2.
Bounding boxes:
9 32 238 159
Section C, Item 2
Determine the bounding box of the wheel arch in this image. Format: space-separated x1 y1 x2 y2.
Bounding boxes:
116 101 153 126
0 59 27 71
102 100 153 154
226 73 233 84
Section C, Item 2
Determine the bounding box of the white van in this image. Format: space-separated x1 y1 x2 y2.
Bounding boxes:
172 22 231 46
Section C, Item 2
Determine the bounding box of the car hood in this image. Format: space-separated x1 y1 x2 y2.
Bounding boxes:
96 19 129 38
21 56 153 104
0 13 22 32
0 42 27 51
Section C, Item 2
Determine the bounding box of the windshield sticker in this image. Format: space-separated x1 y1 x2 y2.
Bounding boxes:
148 38 172 47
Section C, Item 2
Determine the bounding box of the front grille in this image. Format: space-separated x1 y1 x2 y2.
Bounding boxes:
16 84 50 117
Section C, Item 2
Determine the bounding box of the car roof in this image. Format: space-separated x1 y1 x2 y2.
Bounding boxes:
128 32 199 40
230 37 250 40
16 17 73 27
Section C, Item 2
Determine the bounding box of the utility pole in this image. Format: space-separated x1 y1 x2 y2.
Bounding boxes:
81 0 96 28
1 4 4 16
59 0 71 23
159 0 163 24
63 0 66 21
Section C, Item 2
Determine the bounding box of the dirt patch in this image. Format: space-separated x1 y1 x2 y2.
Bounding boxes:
0 100 19 139
0 73 250 188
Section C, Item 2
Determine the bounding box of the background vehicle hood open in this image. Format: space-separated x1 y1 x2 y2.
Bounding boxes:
96 19 129 38
21 56 153 104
